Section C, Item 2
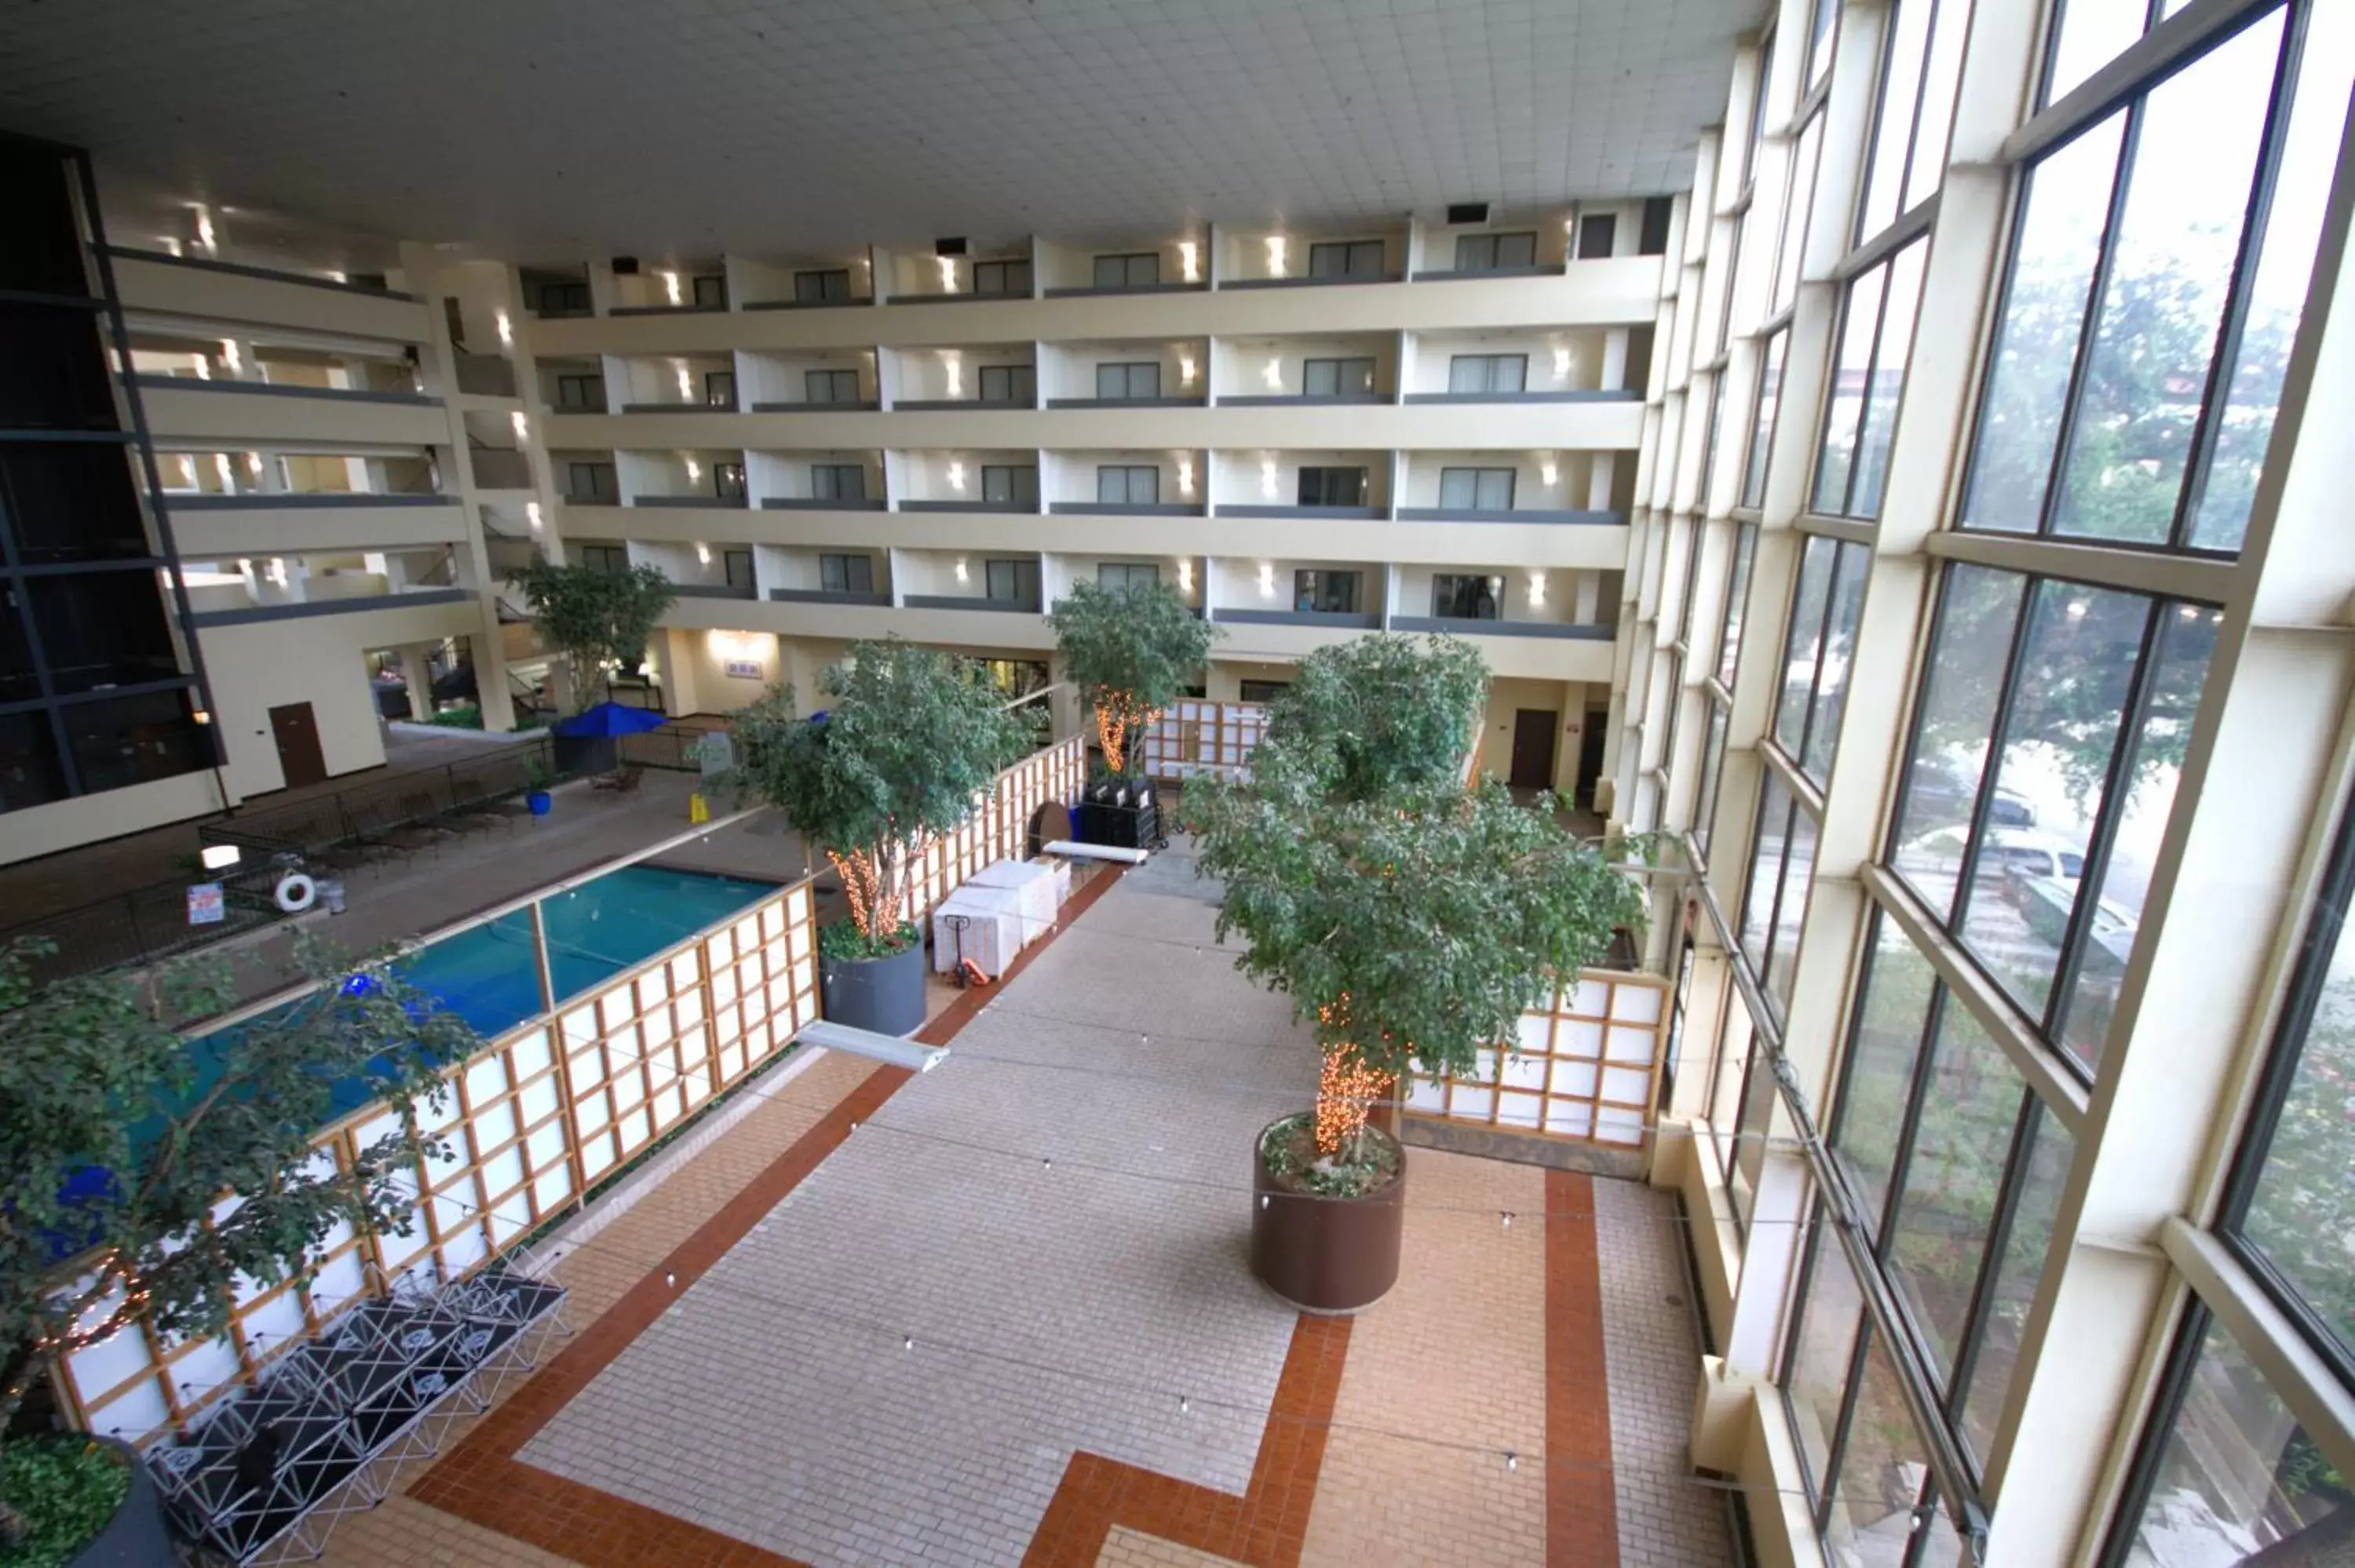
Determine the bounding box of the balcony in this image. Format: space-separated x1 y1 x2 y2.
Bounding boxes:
887 347 1035 411
750 450 886 511
611 354 739 413
884 250 1033 304
1213 334 1394 407
1042 450 1205 516
177 550 476 629
743 348 878 412
607 262 727 315
1210 452 1389 520
452 352 519 399
1041 340 1207 408
734 256 875 312
897 549 1042 613
105 246 427 342
1387 615 1612 639
1211 607 1378 630
1403 327 1645 404
620 450 747 509
1218 231 1405 290
1394 450 1633 526
894 450 1039 514
1408 219 1569 280
1035 238 1209 297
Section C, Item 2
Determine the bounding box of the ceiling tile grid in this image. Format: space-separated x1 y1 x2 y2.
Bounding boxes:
0 0 1748 261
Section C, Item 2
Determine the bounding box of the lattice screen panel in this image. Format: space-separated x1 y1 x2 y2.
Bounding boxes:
1404 972 1670 1149
1138 698 1269 780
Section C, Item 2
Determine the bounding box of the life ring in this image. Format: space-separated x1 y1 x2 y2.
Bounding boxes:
274 873 318 913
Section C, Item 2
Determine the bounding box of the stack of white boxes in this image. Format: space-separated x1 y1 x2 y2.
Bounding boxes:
930 859 1061 977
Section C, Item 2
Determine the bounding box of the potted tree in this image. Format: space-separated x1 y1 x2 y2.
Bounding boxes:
728 640 1028 1037
513 559 678 773
0 935 480 1563
1190 636 1645 1311
1046 578 1219 851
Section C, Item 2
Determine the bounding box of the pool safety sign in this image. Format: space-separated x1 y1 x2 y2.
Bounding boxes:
187 882 226 925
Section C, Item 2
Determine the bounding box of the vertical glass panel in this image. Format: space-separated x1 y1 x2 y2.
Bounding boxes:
1887 1001 2021 1381
1857 0 1933 242
2057 604 2215 1067
2045 0 2152 107
1744 331 1787 508
1710 986 1757 1183
1803 544 1871 783
1765 804 1817 1015
1717 523 1759 688
2051 14 2284 546
1696 702 1731 859
1814 263 1892 515
1774 115 1826 317
1806 0 1838 89
1824 1333 1932 1564
1835 917 1939 1233
1743 774 1794 970
2110 1315 2347 1563
1904 0 1971 213
1784 1220 1868 1496
2190 2 2355 551
1734 1026 1777 1218
1958 582 2148 1022
1959 1110 2072 1461
1891 565 2029 917
1960 115 2127 535
1848 240 1929 519
1776 536 1839 759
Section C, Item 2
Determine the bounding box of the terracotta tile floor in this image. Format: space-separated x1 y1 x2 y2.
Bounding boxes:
322 851 1730 1567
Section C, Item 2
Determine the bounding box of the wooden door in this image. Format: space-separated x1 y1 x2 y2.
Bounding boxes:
268 702 327 789
1509 709 1557 790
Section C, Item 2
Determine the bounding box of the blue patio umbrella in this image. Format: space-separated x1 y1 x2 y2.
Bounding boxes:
551 702 670 737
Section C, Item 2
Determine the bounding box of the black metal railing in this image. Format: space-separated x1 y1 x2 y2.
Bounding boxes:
0 857 296 986
199 738 558 857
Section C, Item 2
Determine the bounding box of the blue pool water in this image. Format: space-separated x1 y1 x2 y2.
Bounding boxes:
400 864 778 1038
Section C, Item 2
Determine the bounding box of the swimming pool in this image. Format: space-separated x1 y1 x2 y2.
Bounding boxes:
400 864 780 1038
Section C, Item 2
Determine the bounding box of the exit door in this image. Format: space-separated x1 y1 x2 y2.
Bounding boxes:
268 702 327 789
1509 709 1557 790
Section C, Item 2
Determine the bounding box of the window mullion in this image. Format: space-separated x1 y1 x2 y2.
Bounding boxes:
2034 109 2145 538
1941 1094 2044 1440
1816 1320 1881 1537
1943 574 2044 925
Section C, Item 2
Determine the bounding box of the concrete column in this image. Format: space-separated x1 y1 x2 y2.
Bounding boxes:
1601 327 1631 393
396 643 436 722
1586 452 1617 512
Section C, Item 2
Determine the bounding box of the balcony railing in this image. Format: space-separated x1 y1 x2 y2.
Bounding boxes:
132 374 436 407
1393 506 1629 526
769 587 890 607
673 582 758 601
903 593 1042 614
185 585 476 628
1211 607 1380 629
1387 616 1614 639
167 492 451 510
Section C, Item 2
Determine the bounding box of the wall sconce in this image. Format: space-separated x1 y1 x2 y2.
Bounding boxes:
1176 458 1194 496
1178 560 1194 592
213 454 234 489
937 256 958 293
685 457 703 483
942 352 963 399
1262 357 1282 389
327 270 347 284
1528 572 1546 607
948 461 967 491
1259 459 1278 498
266 557 288 587
192 206 216 251
191 356 210 381
178 456 198 486
1265 236 1287 277
495 310 513 348
219 339 242 374
696 542 711 566
527 501 544 530
676 365 695 401
955 557 970 583
510 410 530 441
1178 241 1199 282
1257 562 1276 597
1178 353 1197 385
161 236 183 257
662 270 683 305
1541 458 1560 487
1553 346 1574 381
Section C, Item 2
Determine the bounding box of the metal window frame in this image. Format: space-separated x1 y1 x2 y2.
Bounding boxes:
1292 567 1362 614
1770 107 1829 320
1715 521 1760 691
1296 465 1369 508
809 462 864 501
971 258 1031 297
980 464 1039 509
703 370 735 407
1773 534 1845 772
977 363 1035 404
818 552 872 595
1307 239 1386 279
1810 237 1930 520
1960 0 2306 560
794 268 852 303
805 367 860 404
1742 329 1790 509
1092 251 1160 289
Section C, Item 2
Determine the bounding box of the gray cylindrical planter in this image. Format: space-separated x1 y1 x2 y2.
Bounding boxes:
68 1437 177 1566
820 939 929 1037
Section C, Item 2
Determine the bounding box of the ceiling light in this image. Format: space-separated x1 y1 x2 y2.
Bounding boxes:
1265 236 1287 277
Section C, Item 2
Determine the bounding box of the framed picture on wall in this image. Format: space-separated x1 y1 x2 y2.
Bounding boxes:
723 659 763 679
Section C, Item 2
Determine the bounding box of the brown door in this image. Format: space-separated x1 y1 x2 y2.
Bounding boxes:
268 702 328 789
1509 709 1557 790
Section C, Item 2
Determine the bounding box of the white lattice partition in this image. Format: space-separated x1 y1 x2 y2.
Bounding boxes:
1137 698 1269 781
1404 970 1671 1150
902 734 1083 927
64 875 820 1446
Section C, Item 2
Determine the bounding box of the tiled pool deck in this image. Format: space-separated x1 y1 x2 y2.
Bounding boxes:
320 848 1734 1567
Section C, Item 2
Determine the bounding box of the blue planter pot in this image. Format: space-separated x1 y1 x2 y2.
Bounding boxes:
526 790 553 816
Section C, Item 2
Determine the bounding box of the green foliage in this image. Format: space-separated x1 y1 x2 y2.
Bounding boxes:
817 921 919 963
2240 975 2355 1349
1256 634 1490 803
725 640 1029 937
0 1436 126 1567
1046 579 1219 771
512 561 677 713
0 932 480 1460
1258 1113 1399 1198
425 703 484 729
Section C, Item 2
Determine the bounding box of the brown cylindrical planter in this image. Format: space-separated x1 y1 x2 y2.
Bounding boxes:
1249 1116 1408 1314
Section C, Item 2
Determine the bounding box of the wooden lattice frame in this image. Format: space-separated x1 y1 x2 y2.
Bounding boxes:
1404 971 1670 1150
1137 698 1269 781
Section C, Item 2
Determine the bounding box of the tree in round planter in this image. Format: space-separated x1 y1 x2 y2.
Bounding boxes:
1190 634 1647 1311
728 639 1028 1036
0 935 480 1561
1044 578 1220 778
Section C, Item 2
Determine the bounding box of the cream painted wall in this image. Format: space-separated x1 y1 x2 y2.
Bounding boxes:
1473 676 1579 793
1039 340 1203 401
0 769 232 869
1415 217 1572 271
1041 554 1202 607
897 450 1039 505
618 448 739 501
1201 659 1298 702
659 625 780 717
610 354 733 407
739 348 876 405
747 448 883 501
1214 334 1396 397
896 547 1031 598
728 254 873 307
196 618 389 796
1208 556 1380 611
